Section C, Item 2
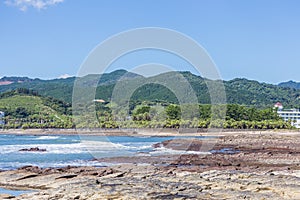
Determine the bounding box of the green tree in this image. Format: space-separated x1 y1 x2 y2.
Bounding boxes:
165 104 181 120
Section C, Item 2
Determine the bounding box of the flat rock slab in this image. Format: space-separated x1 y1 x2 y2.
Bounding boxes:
0 194 15 199
1 133 300 199
0 166 299 200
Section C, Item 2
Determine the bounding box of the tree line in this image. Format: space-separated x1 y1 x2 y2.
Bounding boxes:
75 102 292 129
0 89 293 130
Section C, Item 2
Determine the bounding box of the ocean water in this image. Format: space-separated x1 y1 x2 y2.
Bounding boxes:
0 187 34 196
0 134 209 170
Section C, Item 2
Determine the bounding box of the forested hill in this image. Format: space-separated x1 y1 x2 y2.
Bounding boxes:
1 70 300 108
278 80 300 90
224 78 300 108
0 70 142 103
0 89 73 129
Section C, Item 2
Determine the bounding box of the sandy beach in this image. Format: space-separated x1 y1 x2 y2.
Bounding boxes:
0 130 300 199
1 128 300 136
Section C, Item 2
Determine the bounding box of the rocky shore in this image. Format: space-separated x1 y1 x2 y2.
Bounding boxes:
1 132 300 199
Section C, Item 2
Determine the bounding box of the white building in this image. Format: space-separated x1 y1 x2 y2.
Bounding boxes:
0 111 4 125
276 103 300 128
274 102 283 110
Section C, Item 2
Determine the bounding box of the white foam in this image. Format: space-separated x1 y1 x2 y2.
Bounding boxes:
80 140 127 149
36 136 60 140
0 140 153 154
0 160 111 170
80 140 153 151
0 144 78 154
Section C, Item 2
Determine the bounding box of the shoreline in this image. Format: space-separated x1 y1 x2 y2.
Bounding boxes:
1 128 300 137
1 132 300 199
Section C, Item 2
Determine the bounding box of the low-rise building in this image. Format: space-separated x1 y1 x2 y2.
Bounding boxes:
275 103 300 128
0 111 5 125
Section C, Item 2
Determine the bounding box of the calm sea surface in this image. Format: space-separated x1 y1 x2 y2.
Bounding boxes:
0 134 208 170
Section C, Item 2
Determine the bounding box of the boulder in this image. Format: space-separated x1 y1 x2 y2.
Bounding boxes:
19 147 46 152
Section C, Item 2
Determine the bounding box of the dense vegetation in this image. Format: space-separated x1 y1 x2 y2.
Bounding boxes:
0 69 299 130
0 89 292 130
0 89 73 129
0 70 141 103
1 70 300 108
279 80 300 90
74 101 292 130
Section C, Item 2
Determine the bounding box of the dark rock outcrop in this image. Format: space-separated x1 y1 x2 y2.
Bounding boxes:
19 147 46 152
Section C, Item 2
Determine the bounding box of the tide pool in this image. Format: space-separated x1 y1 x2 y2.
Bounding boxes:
0 187 33 196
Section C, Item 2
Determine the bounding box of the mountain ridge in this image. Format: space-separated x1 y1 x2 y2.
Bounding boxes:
1 69 300 108
278 80 300 90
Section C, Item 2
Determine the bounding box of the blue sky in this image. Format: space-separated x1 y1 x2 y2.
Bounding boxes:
0 0 300 84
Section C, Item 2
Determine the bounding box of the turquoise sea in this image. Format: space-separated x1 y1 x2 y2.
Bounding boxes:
0 134 208 170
